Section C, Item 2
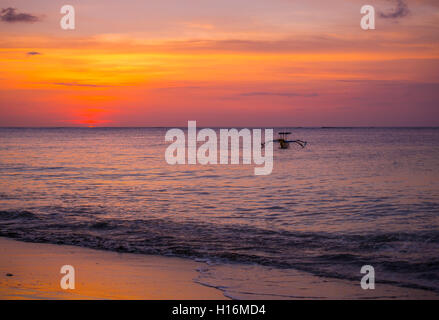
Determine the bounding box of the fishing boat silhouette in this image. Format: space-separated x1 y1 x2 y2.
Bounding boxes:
262 132 307 149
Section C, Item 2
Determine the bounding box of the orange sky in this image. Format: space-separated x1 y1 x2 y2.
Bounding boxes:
0 0 438 126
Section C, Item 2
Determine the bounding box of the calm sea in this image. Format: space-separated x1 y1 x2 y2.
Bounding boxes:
1 127 438 295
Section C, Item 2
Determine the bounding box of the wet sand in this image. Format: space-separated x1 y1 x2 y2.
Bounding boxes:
196 263 439 299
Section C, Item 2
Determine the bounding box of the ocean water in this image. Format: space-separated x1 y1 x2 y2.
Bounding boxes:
0 127 438 295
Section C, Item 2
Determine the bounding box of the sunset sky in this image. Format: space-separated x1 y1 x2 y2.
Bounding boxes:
0 0 438 127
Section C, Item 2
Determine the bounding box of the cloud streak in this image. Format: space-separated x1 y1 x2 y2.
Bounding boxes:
0 8 40 23
239 91 319 98
379 0 410 19
53 82 110 88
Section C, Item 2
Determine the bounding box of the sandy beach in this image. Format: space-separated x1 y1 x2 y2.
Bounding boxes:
1 237 438 300
0 237 226 300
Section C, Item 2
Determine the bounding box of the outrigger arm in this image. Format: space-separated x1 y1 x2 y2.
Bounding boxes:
285 140 307 148
261 139 307 148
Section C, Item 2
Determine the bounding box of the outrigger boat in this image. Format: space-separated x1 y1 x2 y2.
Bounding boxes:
262 132 307 149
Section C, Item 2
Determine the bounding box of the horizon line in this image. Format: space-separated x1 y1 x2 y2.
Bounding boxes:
1 126 439 129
